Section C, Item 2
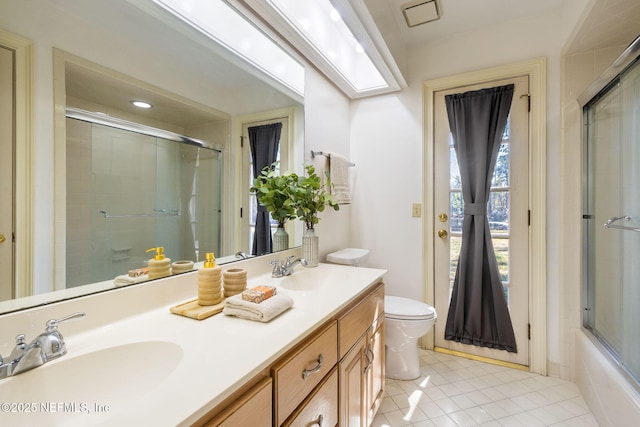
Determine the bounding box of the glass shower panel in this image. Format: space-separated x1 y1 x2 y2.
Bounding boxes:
584 58 640 384
66 118 222 288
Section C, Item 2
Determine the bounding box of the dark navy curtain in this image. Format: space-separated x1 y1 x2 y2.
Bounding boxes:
249 123 282 256
444 84 517 353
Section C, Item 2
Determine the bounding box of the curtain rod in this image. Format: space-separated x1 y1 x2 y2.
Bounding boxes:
310 150 355 167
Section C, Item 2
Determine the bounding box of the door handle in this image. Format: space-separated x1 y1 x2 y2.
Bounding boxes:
438 229 448 239
0 233 5 243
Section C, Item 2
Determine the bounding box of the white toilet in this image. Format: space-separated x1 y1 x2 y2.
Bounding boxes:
326 249 437 380
384 296 437 380
326 248 370 266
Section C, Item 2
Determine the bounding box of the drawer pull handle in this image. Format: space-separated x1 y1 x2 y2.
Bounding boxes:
302 354 324 379
313 414 324 426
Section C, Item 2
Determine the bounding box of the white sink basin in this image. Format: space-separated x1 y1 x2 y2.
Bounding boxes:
280 266 341 291
0 340 182 424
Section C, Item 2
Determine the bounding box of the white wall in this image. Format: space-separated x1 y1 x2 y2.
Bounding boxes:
349 10 576 373
304 67 353 257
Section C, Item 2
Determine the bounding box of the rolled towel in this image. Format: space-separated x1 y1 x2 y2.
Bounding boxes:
223 292 293 322
114 274 149 287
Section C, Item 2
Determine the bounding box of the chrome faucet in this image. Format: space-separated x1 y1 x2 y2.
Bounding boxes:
271 256 309 278
235 251 250 260
0 312 86 380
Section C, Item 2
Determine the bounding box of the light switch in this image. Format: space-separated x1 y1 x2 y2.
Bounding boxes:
412 203 422 218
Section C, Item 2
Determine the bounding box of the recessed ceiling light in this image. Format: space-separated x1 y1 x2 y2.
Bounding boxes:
131 100 153 109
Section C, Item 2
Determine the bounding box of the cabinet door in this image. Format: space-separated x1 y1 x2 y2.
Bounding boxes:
365 320 385 425
339 335 367 427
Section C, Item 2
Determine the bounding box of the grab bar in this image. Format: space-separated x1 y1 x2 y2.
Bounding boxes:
604 215 640 232
99 209 180 219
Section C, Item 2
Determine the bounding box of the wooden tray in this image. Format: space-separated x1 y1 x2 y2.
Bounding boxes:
170 298 225 320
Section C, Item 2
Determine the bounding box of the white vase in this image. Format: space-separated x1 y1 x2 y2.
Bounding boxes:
273 226 289 252
302 227 319 267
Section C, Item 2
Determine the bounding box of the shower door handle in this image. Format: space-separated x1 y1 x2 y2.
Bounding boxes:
604 215 640 232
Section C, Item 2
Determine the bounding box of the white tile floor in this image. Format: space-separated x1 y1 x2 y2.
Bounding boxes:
373 349 599 427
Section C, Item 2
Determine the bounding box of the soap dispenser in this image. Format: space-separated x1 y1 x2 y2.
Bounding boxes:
198 252 223 306
146 247 171 279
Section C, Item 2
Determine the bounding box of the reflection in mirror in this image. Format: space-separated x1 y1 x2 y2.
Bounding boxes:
0 0 304 314
65 110 223 288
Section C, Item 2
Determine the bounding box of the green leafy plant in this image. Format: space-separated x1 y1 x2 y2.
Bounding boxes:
292 165 339 230
250 163 298 228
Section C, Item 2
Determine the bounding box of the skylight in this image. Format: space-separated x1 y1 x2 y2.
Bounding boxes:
244 0 404 98
266 0 387 92
151 0 305 97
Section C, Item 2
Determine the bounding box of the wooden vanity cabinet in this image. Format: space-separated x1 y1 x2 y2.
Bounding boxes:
195 280 384 427
337 282 385 427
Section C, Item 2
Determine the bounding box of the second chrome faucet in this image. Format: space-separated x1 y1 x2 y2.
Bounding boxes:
271 256 309 278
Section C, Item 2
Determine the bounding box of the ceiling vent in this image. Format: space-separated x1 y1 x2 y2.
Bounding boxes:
402 0 440 27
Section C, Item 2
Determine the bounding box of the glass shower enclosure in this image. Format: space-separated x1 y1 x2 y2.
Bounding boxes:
583 53 640 386
65 109 222 288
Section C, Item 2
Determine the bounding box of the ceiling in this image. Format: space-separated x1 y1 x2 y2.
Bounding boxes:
65 63 226 128
363 0 577 46
363 0 640 54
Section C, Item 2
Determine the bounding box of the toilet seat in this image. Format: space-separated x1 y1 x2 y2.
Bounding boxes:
385 296 436 321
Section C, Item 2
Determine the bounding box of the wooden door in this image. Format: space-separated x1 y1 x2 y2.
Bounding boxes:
0 44 14 301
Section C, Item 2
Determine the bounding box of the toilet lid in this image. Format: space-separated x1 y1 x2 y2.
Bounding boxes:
385 296 436 321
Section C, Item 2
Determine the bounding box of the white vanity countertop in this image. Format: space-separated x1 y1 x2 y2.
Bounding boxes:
0 262 386 426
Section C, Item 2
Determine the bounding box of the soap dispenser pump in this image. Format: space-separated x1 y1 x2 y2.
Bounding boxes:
198 252 222 306
146 247 171 279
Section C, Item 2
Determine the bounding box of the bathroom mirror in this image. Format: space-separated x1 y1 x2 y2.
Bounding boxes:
0 0 305 313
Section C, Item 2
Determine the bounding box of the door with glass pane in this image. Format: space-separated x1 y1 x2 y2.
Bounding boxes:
0 45 14 301
433 76 530 366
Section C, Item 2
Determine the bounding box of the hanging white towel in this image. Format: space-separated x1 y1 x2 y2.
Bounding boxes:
328 152 351 204
223 292 294 322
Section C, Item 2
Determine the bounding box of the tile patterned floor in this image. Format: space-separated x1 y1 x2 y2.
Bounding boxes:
373 349 599 427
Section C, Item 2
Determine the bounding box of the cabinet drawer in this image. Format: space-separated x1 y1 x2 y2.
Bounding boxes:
338 282 384 359
272 321 338 425
283 367 338 427
202 377 272 427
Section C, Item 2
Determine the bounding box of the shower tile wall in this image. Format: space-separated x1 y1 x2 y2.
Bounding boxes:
66 118 92 287
92 124 161 282
66 119 172 286
66 117 224 288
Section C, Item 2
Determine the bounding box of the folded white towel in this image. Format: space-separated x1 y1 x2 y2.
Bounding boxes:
114 274 149 287
328 152 351 204
223 292 293 322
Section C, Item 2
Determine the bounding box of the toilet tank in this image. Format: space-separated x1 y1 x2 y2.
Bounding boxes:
326 248 370 266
